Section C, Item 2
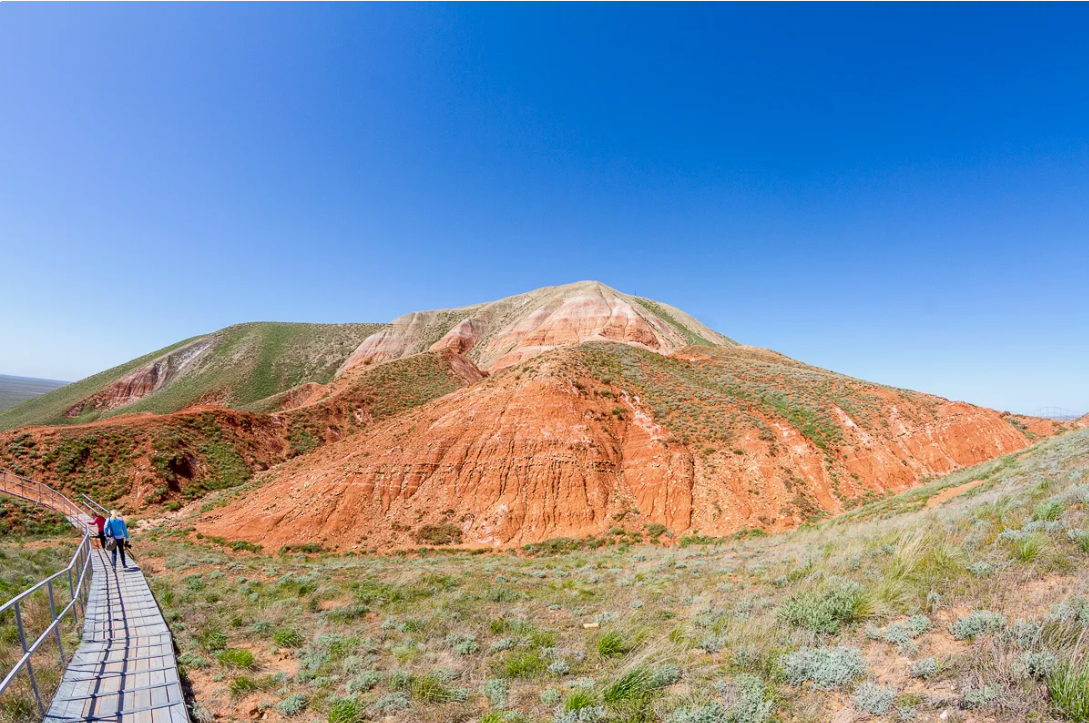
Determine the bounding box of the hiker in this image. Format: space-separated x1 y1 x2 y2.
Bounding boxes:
104 510 131 569
88 513 107 549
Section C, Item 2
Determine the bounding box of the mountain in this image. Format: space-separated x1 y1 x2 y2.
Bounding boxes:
0 374 69 413
0 282 727 431
0 281 1060 549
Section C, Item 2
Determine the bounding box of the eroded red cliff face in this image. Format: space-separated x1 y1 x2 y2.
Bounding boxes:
200 346 1044 551
0 351 485 512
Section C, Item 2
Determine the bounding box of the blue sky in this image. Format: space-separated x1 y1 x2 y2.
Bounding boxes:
1 4 1087 415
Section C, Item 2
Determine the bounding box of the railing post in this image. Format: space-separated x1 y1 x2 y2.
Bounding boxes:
47 580 66 667
14 601 46 717
68 566 80 627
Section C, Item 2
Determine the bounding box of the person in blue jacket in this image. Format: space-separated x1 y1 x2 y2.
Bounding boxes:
104 510 131 569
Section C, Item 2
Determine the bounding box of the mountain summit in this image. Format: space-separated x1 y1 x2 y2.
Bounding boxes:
337 280 734 375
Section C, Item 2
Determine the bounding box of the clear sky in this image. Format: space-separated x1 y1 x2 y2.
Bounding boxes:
1 4 1087 415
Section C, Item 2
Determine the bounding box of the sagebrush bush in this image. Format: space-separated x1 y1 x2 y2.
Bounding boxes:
852 682 895 715
779 646 866 689
549 660 571 677
777 579 867 633
909 658 939 678
1013 651 1057 679
962 684 999 708
274 694 307 716
445 632 478 655
949 611 1007 640
664 701 728 723
372 692 409 712
968 561 995 577
482 678 508 708
725 674 774 723
177 652 210 669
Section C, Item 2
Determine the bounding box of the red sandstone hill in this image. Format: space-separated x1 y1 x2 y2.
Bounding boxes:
0 281 1065 549
199 342 1052 551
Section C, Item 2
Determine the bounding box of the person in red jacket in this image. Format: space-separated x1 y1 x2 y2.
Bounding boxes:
88 514 106 549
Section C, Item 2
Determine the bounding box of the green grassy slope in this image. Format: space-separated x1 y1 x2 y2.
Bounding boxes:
0 322 384 431
113 322 384 417
0 337 204 431
567 341 912 453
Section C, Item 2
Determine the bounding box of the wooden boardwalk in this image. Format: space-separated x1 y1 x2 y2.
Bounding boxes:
0 468 189 723
45 550 189 723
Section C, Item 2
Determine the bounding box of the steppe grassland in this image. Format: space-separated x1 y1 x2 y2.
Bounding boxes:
113 428 1089 722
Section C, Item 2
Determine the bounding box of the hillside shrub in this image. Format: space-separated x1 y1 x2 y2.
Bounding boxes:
275 694 307 717
274 628 304 648
217 648 255 669
414 523 462 546
909 658 939 678
950 611 1007 640
780 646 866 690
326 699 362 723
597 631 633 658
852 682 895 715
777 579 867 633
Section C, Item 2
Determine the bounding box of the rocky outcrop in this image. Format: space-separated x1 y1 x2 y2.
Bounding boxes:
65 339 212 417
429 318 486 355
337 281 734 375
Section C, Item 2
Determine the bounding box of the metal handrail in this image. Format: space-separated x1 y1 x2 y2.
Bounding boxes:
79 494 109 517
0 469 87 528
0 468 96 716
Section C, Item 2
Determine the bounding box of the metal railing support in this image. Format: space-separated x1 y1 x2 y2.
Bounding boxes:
0 468 97 714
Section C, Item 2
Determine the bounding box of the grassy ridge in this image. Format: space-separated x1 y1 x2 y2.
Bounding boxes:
114 322 384 417
632 297 717 347
0 323 385 431
0 336 203 431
